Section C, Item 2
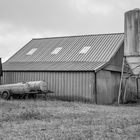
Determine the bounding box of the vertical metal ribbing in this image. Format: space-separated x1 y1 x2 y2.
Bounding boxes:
94 72 97 104
2 71 95 102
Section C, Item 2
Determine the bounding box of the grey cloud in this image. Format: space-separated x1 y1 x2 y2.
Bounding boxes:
0 0 127 34
0 0 140 61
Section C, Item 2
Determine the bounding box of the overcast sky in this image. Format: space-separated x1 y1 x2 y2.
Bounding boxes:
0 0 139 62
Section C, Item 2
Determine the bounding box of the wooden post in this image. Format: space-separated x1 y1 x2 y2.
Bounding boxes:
118 57 125 104
123 78 128 103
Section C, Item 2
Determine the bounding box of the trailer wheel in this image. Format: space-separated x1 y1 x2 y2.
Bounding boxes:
1 90 10 100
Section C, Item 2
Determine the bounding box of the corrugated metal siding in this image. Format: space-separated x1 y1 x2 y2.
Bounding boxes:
97 70 120 104
7 33 124 63
3 61 105 71
2 71 95 102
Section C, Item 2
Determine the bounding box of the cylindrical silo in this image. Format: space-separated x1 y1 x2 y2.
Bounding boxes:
124 8 140 74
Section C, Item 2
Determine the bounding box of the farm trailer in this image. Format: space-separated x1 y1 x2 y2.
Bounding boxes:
0 81 49 100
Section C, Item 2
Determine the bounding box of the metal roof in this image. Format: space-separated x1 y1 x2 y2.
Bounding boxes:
3 61 105 71
4 33 124 71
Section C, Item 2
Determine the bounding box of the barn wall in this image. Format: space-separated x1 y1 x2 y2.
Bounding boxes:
2 71 95 102
97 70 137 104
96 70 120 104
109 43 124 68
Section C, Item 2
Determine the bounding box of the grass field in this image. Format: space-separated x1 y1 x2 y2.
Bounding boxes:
0 99 140 140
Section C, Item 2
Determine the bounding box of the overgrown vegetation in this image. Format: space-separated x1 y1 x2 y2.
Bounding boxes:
0 99 140 140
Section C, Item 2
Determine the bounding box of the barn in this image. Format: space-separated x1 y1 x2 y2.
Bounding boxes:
1 9 139 104
1 33 135 104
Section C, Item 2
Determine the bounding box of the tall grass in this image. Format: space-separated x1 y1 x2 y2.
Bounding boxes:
1 99 140 140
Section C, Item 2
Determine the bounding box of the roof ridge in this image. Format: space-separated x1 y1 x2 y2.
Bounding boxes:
32 32 124 40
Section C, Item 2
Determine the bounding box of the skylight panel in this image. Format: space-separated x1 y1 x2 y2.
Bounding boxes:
26 48 37 55
51 47 62 54
79 46 91 54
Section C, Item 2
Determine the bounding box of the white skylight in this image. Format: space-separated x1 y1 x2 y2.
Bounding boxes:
26 48 37 55
51 47 62 54
79 46 91 54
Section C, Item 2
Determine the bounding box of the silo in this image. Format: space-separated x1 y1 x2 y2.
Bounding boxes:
124 9 140 74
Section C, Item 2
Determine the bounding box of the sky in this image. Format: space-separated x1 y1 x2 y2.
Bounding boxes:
0 0 139 62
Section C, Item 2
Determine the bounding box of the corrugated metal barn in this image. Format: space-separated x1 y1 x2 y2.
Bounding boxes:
1 33 136 104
